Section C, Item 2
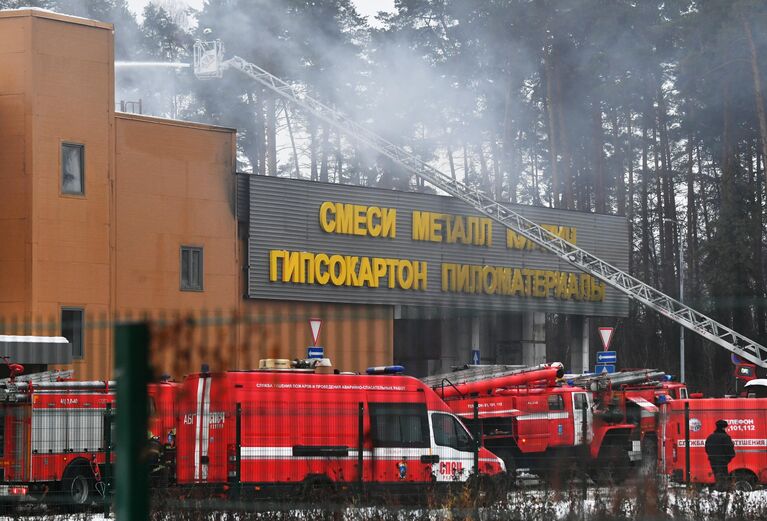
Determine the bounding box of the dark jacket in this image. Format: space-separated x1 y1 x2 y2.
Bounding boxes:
705 428 736 467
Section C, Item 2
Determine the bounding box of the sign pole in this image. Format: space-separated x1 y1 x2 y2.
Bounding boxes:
307 318 324 359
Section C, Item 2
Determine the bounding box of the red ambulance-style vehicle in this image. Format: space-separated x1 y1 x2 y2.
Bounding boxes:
660 398 767 490
0 372 178 506
174 367 506 497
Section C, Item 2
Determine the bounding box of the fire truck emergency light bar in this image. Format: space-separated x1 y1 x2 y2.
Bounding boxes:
192 39 767 369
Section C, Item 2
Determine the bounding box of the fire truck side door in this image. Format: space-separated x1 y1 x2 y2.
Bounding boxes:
368 402 433 483
430 412 475 482
572 392 593 445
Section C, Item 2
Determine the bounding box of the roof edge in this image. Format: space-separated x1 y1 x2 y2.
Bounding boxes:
0 8 113 30
116 112 236 133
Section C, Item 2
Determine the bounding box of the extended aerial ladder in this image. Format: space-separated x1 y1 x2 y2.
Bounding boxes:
192 39 767 369
569 369 668 392
421 363 564 399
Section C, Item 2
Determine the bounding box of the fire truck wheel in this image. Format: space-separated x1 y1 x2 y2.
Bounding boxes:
731 470 757 492
640 437 658 477
62 462 93 507
590 443 629 486
490 449 516 488
467 475 498 506
301 475 336 501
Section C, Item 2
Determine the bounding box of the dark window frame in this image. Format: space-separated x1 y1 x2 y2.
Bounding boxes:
61 307 85 360
548 394 565 411
369 402 429 449
573 392 588 411
180 245 204 291
61 142 85 196
431 412 474 452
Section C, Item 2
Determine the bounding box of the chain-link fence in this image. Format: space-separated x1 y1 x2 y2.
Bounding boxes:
0 311 764 520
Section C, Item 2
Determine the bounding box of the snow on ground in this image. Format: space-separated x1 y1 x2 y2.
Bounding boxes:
2 486 766 520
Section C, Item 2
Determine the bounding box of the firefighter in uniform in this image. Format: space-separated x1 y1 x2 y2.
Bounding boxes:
704 419 736 489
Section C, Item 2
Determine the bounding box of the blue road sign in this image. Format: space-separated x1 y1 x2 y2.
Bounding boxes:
594 364 616 374
307 346 325 359
596 351 617 364
471 349 481 365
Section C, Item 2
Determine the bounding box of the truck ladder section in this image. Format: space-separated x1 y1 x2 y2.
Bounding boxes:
0 369 74 385
569 370 667 392
193 40 767 368
421 364 546 390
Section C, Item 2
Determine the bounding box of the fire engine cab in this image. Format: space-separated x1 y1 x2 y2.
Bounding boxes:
571 369 688 473
174 362 505 498
422 363 637 484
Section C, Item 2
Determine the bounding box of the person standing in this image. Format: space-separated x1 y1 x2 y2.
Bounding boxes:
704 419 736 489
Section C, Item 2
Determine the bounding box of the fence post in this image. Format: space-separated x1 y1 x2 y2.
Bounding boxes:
473 401 479 475
581 398 588 521
103 402 113 517
115 322 150 521
358 402 364 493
684 401 690 484
235 402 242 495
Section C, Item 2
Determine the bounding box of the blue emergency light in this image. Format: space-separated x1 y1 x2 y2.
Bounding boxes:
366 365 405 375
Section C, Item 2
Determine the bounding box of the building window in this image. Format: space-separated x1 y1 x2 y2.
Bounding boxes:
61 308 84 359
180 246 204 291
61 143 84 195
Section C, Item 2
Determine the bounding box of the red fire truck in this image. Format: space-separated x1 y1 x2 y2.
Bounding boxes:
571 369 688 473
659 398 767 490
0 372 177 506
174 367 505 498
421 363 637 484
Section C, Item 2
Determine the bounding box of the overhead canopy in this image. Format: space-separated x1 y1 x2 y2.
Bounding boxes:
0 335 72 364
627 396 659 413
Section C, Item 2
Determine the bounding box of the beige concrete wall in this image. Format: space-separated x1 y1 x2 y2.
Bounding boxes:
29 14 114 379
114 114 238 314
0 15 32 320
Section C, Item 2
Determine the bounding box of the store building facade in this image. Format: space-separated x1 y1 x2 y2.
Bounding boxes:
0 9 628 379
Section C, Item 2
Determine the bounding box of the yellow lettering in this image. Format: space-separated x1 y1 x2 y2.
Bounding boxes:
319 201 335 233
372 258 387 287
283 251 301 282
413 261 427 290
481 219 493 247
269 250 285 282
353 205 366 236
335 203 354 234
397 260 413 289
381 208 396 238
315 253 330 285
456 265 470 293
345 256 359 286
412 211 431 241
367 206 381 237
442 263 456 291
483 266 497 294
386 259 399 288
328 255 346 285
358 257 373 287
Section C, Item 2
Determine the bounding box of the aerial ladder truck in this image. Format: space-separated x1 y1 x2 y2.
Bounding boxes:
190 40 767 486
191 39 767 374
421 363 639 483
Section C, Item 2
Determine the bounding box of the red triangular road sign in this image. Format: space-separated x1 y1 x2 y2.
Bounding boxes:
598 327 614 351
309 318 322 346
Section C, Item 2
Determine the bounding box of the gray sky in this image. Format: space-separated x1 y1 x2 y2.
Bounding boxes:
125 0 394 26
